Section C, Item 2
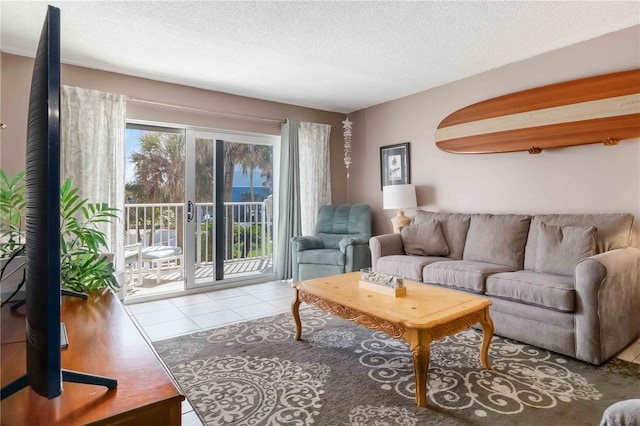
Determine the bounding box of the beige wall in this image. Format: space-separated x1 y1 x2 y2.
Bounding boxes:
0 52 347 203
3 25 639 238
348 25 640 240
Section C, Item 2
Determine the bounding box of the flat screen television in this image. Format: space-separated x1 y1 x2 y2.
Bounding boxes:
1 5 116 401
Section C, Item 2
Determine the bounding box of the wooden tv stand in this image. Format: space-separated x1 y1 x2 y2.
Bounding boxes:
1 289 184 425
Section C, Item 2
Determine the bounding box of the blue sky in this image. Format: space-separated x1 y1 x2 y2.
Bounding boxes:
125 128 142 183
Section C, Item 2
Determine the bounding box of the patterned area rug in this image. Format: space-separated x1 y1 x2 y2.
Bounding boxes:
153 307 640 425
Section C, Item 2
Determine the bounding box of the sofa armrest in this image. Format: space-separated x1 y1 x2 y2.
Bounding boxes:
291 236 324 251
575 247 640 364
369 234 404 272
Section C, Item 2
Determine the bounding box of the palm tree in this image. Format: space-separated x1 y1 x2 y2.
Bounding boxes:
194 138 215 203
129 135 273 261
222 142 273 259
222 142 249 259
128 132 186 247
238 145 257 202
257 146 273 195
129 132 185 203
237 144 273 202
223 142 249 202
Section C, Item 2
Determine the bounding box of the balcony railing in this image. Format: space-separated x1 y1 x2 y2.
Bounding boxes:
124 201 273 272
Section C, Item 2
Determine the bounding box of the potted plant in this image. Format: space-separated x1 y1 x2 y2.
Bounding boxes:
0 170 26 302
58 178 120 293
1 170 120 300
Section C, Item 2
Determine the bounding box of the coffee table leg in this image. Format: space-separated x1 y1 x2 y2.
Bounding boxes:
410 331 431 407
478 307 494 369
292 288 302 341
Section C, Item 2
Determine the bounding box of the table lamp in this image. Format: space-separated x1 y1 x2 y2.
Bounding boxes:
383 184 417 233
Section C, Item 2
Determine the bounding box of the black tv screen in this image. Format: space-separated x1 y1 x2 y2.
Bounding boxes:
1 5 116 402
24 4 63 398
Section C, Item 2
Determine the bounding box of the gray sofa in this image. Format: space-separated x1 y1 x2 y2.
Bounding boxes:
370 211 640 365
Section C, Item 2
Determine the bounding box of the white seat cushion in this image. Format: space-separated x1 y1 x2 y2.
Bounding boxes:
141 246 182 260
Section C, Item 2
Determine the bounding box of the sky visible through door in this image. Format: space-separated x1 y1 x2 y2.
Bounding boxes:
125 128 272 204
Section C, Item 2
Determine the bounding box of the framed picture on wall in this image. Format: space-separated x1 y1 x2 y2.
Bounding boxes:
380 142 410 189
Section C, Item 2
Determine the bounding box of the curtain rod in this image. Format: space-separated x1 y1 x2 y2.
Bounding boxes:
127 96 286 124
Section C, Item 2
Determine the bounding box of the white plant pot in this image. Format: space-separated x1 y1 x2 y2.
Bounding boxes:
1 255 26 302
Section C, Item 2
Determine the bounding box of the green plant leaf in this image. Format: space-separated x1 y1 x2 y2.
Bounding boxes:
3 171 119 292
0 170 26 256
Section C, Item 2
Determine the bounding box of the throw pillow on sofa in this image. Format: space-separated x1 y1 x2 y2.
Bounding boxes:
463 214 531 269
535 222 596 276
523 213 633 270
401 219 450 257
413 211 471 260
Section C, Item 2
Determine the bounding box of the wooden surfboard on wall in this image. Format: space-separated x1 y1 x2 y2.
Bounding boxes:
435 69 640 154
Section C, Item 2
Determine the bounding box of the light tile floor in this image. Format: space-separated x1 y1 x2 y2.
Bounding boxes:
125 280 295 426
125 280 640 426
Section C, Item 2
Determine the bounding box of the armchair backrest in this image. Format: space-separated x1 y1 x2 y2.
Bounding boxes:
314 204 372 249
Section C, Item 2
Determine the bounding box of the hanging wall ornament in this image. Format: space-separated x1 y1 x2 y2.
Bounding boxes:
342 118 353 178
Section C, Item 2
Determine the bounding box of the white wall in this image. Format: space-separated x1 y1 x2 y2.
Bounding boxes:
348 25 640 243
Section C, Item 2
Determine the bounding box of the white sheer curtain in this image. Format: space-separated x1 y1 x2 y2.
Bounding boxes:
299 121 332 235
61 86 126 269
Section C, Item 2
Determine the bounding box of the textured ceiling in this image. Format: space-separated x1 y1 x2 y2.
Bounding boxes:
1 1 638 113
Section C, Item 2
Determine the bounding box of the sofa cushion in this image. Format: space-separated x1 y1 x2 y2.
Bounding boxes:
486 271 576 312
413 211 471 260
489 298 576 357
535 222 596 276
423 260 515 293
401 219 450 257
524 213 634 271
377 255 448 282
463 214 531 269
297 249 345 266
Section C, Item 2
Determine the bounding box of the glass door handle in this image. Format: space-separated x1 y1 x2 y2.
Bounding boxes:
187 201 195 222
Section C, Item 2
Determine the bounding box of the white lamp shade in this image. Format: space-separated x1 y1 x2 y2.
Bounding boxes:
383 184 417 210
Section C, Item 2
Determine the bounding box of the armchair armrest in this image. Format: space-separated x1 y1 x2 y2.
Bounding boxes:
338 237 369 253
369 234 404 271
575 247 640 364
291 235 324 251
342 237 372 274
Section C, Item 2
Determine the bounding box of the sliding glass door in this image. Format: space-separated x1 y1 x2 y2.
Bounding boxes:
124 124 277 299
185 130 276 290
124 124 187 297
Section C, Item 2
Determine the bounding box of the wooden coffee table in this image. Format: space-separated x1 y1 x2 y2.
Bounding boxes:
291 272 494 407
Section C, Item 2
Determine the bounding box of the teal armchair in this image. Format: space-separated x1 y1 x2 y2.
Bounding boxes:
291 203 372 282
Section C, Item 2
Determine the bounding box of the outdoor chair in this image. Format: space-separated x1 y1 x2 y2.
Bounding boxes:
140 245 183 284
291 203 372 282
124 230 184 285
123 243 143 286
141 229 184 284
